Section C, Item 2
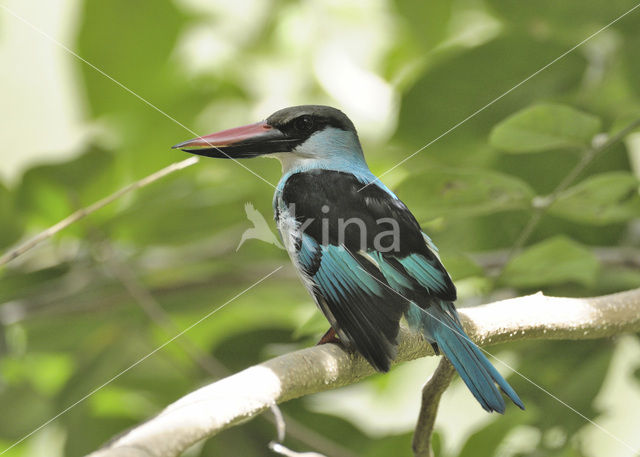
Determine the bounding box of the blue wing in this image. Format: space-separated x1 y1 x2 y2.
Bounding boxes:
279 169 523 412
295 232 406 371
279 169 455 371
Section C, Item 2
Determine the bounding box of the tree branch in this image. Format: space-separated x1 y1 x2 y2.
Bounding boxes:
412 358 456 457
88 288 640 457
504 116 640 265
96 240 357 457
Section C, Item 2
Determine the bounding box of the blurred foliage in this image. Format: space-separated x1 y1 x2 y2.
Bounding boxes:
489 104 602 153
500 236 600 288
1 1 640 457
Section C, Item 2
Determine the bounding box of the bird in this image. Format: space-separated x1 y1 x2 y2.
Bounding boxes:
173 105 524 413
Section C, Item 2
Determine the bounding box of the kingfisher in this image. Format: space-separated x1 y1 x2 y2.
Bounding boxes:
173 105 524 413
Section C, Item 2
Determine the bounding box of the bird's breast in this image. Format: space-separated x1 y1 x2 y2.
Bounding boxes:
274 200 319 294
274 198 300 258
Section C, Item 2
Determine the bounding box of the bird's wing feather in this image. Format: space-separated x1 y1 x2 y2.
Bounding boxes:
278 170 456 371
281 169 456 301
297 234 406 372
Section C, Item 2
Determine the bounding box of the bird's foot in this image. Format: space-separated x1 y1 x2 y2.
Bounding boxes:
316 327 341 345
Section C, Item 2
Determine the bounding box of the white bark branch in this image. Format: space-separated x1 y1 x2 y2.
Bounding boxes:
88 288 640 457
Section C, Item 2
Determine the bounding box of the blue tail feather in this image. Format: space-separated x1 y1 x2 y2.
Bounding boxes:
437 322 505 412
469 341 524 410
407 301 524 413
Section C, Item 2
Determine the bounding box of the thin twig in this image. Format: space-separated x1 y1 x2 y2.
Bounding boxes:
268 442 327 457
0 157 199 266
268 405 328 457
504 116 640 267
412 358 457 457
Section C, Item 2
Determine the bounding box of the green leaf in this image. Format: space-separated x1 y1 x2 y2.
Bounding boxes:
489 104 601 153
500 236 599 287
549 172 640 225
395 167 535 219
396 34 586 161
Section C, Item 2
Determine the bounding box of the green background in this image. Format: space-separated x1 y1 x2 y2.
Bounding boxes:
1 1 640 456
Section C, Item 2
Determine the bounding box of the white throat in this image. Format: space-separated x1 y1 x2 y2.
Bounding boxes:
271 127 367 176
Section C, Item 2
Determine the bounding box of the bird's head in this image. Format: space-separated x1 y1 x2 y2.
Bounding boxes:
173 105 365 170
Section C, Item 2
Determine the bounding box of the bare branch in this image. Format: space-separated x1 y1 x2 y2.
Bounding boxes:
412 359 456 457
86 287 640 457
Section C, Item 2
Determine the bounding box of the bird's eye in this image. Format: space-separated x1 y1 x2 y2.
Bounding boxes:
294 115 314 132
